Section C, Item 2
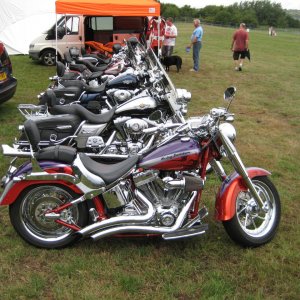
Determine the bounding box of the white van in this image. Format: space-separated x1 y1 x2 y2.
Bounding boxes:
29 15 147 66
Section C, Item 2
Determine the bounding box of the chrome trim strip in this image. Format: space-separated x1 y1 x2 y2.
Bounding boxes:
23 171 78 184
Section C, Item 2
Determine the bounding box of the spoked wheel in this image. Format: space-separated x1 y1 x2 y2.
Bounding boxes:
223 176 281 247
9 185 88 248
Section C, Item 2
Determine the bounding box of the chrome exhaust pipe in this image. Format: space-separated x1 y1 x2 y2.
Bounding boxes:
78 189 155 237
90 191 197 241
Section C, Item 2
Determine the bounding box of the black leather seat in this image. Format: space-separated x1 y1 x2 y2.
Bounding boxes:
77 59 108 72
56 61 66 77
69 63 88 73
36 145 77 164
58 78 107 93
87 71 104 81
79 153 139 185
50 104 116 124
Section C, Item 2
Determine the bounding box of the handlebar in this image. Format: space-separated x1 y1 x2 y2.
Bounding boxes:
143 123 187 134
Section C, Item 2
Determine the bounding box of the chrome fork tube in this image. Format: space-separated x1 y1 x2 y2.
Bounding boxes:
210 159 227 180
219 130 265 207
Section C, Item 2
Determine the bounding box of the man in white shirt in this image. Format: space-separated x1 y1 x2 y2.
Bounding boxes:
162 17 177 57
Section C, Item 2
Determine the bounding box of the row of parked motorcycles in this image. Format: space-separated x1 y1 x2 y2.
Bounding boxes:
0 38 281 249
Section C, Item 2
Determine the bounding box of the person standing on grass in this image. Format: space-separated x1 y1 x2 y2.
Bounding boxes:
231 23 249 71
187 19 203 72
162 17 177 57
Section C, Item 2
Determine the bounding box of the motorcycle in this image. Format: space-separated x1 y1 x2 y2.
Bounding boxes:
3 47 190 160
0 87 281 248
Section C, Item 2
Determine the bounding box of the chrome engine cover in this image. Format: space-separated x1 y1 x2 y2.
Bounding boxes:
124 119 148 138
107 89 133 102
133 171 193 226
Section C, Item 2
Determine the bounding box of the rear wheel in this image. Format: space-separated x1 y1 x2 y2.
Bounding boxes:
9 185 88 248
41 50 56 66
223 176 281 247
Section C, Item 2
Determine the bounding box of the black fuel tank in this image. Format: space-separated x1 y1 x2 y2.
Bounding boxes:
107 73 138 89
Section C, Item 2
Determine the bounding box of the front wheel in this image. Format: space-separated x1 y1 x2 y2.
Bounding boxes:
223 176 281 247
41 50 56 66
9 184 88 248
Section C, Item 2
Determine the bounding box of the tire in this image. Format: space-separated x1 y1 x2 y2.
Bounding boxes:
9 184 88 249
41 50 56 66
223 176 281 247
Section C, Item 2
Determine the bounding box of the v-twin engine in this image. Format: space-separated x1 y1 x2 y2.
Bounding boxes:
79 170 204 241
100 170 203 227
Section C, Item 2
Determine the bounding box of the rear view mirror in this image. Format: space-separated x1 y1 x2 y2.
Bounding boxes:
224 86 236 101
57 27 66 39
149 110 163 123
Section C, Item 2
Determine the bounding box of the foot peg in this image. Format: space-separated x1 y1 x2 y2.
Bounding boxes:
89 208 99 222
199 206 208 220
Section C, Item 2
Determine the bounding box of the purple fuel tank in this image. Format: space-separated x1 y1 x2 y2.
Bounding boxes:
139 138 201 171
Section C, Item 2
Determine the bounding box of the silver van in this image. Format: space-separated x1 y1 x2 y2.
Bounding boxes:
29 15 147 66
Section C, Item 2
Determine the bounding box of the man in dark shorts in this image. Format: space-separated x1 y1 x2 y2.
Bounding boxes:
231 23 249 71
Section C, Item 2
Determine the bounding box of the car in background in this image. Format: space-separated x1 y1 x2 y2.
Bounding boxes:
0 42 17 104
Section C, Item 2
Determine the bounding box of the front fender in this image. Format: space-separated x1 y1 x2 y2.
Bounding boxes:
215 167 271 221
0 161 83 206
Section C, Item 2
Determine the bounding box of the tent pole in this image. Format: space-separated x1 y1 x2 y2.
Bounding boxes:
158 16 160 58
55 14 58 67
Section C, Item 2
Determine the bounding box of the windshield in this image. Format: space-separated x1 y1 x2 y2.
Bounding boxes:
144 48 185 122
46 16 80 40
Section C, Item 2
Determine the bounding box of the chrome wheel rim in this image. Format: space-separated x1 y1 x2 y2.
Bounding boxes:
20 186 79 241
236 180 276 238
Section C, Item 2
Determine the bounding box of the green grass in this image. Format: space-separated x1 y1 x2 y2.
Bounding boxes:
0 24 300 299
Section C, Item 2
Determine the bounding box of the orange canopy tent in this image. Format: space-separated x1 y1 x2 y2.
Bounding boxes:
55 0 160 16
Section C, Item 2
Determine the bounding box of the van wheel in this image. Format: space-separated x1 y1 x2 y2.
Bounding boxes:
41 50 56 66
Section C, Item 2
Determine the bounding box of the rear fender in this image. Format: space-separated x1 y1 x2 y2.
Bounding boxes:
0 161 82 206
215 167 271 221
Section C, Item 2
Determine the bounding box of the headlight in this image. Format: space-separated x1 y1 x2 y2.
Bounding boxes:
219 123 236 143
176 89 191 103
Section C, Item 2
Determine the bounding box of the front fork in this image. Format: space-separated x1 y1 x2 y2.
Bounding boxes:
218 130 267 211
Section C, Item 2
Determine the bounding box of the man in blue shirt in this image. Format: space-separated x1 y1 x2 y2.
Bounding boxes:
187 19 203 72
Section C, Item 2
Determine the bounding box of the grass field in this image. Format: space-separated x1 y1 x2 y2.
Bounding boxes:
0 23 299 299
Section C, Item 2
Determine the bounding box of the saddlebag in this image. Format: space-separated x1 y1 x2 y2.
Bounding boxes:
19 114 81 144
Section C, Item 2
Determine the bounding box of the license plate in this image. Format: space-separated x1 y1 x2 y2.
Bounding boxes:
0 72 7 81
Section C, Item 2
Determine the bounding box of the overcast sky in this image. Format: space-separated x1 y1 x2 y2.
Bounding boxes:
159 0 300 10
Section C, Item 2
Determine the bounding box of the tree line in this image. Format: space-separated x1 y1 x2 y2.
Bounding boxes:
160 0 300 28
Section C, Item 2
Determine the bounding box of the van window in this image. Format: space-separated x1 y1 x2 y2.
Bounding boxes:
90 17 113 30
65 17 79 35
56 16 79 34
114 17 144 31
60 17 79 35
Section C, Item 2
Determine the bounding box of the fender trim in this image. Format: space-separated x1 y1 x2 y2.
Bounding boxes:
0 180 83 206
0 161 83 206
215 167 271 221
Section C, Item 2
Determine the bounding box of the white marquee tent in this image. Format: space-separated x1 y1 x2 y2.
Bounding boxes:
0 0 56 55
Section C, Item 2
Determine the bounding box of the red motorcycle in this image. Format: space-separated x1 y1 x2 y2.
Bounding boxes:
0 87 281 248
